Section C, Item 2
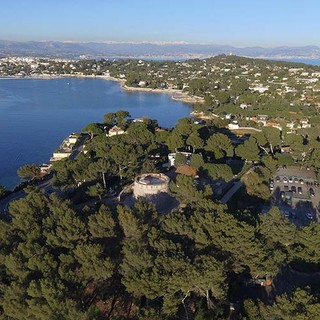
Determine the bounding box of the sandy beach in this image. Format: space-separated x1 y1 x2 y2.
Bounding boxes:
121 84 204 105
190 111 220 120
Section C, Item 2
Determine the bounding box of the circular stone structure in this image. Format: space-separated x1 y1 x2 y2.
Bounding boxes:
133 173 170 199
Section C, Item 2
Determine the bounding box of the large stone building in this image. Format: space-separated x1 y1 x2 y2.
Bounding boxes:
133 173 170 199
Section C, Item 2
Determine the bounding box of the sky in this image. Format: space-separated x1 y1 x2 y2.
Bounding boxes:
2 0 320 47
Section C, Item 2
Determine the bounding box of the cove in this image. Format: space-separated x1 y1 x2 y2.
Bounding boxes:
0 77 192 189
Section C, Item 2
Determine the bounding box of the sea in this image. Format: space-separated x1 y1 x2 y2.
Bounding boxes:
0 78 192 189
268 58 320 66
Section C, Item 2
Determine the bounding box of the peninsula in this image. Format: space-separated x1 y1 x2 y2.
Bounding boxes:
1 55 320 319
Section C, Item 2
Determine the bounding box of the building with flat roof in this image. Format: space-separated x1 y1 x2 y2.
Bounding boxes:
133 173 170 199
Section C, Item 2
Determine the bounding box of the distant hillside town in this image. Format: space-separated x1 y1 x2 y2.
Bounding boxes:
1 40 320 60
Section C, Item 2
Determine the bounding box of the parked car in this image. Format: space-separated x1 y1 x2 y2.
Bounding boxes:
276 176 280 183
309 188 315 196
305 212 313 220
289 177 293 183
283 177 288 183
283 209 290 218
298 187 303 195
299 179 304 185
280 191 285 198
291 186 296 194
294 178 299 184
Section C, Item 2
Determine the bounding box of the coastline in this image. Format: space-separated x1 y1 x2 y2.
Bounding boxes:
0 73 204 105
121 84 204 104
190 111 220 120
0 73 195 190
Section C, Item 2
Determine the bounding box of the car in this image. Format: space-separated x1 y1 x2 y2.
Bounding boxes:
289 177 293 183
294 178 299 184
283 177 288 183
276 176 280 183
291 186 296 194
309 188 315 196
283 210 290 218
298 187 303 195
299 179 304 185
270 185 274 191
305 212 313 220
280 191 285 198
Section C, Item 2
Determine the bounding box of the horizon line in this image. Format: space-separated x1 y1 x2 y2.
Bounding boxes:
0 39 319 49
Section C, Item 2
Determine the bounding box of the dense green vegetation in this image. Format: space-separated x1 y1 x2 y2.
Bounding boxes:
1 108 320 319
2 179 320 319
2 54 320 318
2 55 320 123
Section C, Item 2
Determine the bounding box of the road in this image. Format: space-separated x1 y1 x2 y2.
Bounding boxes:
70 135 87 160
220 165 254 204
0 190 25 214
220 181 243 204
0 176 54 215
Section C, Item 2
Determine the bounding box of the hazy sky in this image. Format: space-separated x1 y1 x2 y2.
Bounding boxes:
2 0 320 47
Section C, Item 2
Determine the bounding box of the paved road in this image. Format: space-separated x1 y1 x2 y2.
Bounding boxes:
70 135 87 160
0 176 55 215
0 190 25 214
220 165 254 204
221 181 243 204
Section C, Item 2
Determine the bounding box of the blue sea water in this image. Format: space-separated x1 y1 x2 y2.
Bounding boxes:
269 58 320 66
0 78 191 189
288 59 320 66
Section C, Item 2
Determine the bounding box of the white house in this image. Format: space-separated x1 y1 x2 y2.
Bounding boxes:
168 153 176 167
257 115 268 125
300 119 311 129
138 81 147 87
228 121 239 130
250 86 269 93
50 151 72 162
286 122 295 129
239 103 249 110
106 125 126 137
68 134 78 145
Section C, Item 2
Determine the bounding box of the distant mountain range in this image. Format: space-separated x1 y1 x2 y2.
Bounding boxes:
1 40 320 60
